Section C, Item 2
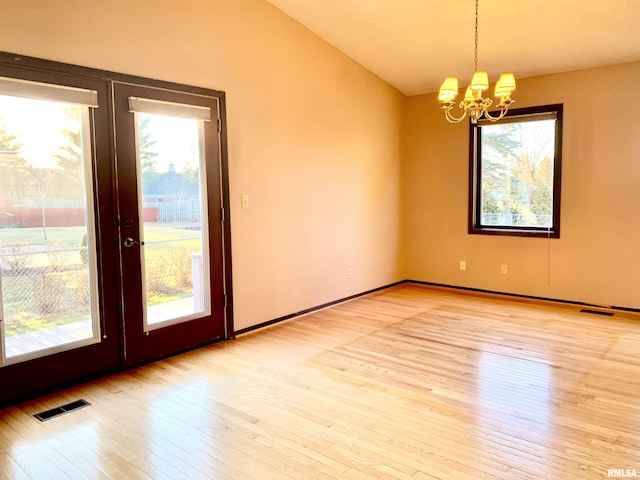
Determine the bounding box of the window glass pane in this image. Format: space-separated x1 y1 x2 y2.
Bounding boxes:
136 113 210 330
478 113 558 230
0 95 99 362
471 104 562 237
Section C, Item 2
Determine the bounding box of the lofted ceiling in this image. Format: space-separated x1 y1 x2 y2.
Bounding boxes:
265 0 640 96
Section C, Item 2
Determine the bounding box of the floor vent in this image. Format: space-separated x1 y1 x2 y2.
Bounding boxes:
34 399 91 422
580 308 614 317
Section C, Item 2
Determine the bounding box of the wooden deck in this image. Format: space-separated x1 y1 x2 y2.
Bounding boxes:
3 298 194 358
1 284 639 479
4 320 93 358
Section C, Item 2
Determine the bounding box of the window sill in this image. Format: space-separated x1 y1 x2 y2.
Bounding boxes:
469 227 559 238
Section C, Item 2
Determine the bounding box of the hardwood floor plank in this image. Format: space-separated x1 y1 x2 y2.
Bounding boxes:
1 284 639 479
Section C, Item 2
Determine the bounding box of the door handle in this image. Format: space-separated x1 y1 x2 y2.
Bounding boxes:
123 237 145 248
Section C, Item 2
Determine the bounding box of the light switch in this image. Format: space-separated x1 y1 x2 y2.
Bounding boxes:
241 194 249 209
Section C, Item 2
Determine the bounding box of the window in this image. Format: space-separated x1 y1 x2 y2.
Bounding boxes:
469 104 563 238
0 76 101 363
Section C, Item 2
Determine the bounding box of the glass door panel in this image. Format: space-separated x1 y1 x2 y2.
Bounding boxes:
113 82 225 366
135 113 210 330
0 95 99 364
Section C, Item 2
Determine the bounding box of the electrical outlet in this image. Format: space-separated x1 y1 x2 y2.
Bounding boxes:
501 264 508 275
459 260 467 271
347 267 353 279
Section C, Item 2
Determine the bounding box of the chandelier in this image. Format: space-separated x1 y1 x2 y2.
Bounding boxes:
438 0 516 124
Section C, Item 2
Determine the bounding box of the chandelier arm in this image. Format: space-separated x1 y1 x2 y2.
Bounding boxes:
445 108 468 124
483 106 509 122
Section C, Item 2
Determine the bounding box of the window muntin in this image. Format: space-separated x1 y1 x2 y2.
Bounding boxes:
469 104 563 237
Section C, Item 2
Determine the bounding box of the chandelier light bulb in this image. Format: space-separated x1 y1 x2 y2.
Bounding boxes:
470 71 489 90
438 76 459 102
495 73 516 95
464 86 475 102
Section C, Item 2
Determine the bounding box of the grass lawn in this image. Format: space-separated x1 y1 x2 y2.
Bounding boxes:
0 226 86 248
4 309 91 336
1 224 204 337
0 224 202 247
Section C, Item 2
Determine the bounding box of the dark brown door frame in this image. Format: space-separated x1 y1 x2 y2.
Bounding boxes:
112 81 226 365
0 52 234 406
0 63 121 405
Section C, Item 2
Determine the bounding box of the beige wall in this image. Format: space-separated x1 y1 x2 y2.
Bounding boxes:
0 0 405 330
402 62 640 309
1 0 637 329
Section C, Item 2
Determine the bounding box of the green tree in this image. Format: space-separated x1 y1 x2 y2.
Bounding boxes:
52 106 84 200
139 115 160 188
180 161 200 185
0 123 30 214
530 156 554 225
481 186 500 214
482 123 519 158
530 185 552 215
0 121 21 151
481 124 519 219
505 178 525 216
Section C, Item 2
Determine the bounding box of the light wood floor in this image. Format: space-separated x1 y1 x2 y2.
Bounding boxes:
1 284 639 479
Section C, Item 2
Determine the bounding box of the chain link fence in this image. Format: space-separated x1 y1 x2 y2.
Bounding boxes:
144 239 199 299
481 213 552 228
1 237 202 337
0 244 90 337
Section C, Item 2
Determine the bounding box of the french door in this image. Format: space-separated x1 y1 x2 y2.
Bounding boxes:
112 83 226 365
0 57 229 404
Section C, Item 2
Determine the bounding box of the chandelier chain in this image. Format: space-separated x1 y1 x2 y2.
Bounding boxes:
474 0 479 72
